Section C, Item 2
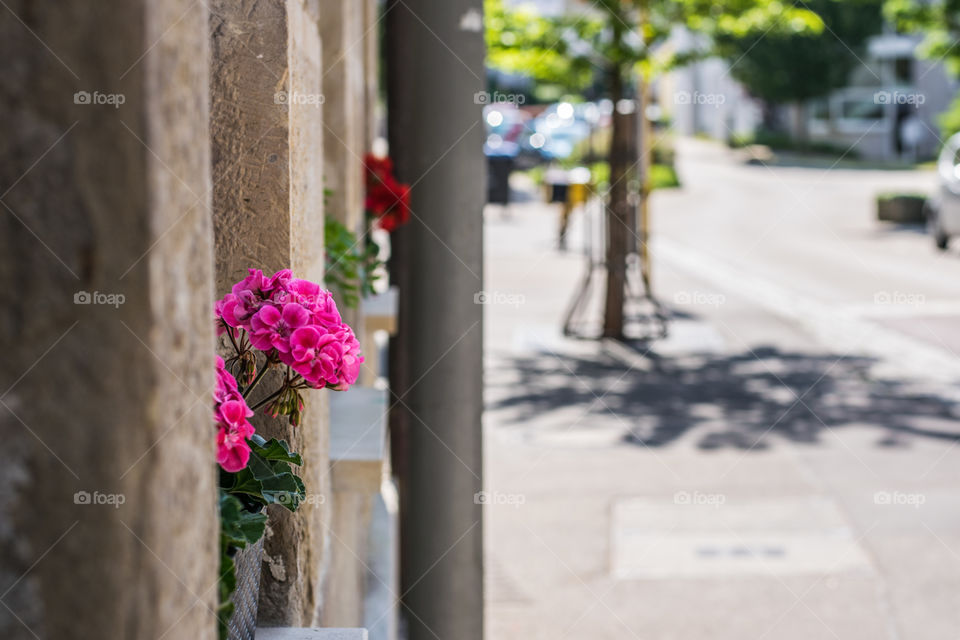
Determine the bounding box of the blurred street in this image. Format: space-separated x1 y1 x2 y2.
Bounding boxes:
483 138 960 639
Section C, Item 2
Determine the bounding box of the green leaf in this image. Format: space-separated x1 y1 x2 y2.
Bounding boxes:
250 436 303 465
216 548 236 640
218 488 265 640
220 491 267 548
324 216 384 310
224 446 306 512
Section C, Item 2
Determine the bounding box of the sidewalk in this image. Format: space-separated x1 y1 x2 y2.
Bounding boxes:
482 179 960 639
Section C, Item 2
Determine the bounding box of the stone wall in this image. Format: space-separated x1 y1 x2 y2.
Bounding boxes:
320 0 367 235
209 0 329 626
1 0 382 636
0 1 217 638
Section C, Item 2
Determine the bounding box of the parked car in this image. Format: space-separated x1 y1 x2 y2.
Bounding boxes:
531 102 592 161
931 132 960 250
483 104 543 170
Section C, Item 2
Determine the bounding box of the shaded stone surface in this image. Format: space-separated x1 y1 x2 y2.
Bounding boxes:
209 0 328 626
0 1 217 638
320 0 366 235
386 2 486 639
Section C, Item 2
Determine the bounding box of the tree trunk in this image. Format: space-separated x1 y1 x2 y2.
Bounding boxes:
603 67 633 339
794 101 809 148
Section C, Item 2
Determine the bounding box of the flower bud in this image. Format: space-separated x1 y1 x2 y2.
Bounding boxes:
265 399 280 418
243 356 257 386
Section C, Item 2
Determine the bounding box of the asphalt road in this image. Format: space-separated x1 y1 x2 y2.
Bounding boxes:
483 138 960 640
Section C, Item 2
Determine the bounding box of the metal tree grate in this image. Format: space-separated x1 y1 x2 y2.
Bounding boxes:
228 537 264 640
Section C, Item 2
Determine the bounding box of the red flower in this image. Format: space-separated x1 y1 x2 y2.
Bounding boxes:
364 153 393 178
364 153 411 232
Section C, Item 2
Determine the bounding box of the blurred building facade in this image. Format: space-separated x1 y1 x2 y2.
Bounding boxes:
664 26 958 161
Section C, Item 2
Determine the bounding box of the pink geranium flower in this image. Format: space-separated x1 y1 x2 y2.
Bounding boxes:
332 327 363 390
264 268 293 294
216 426 251 473
218 399 255 437
309 290 343 328
213 269 363 463
286 325 363 390
214 355 255 472
232 269 266 297
277 280 341 322
218 291 259 329
248 302 311 354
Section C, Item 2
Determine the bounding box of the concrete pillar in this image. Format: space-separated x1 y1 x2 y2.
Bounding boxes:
386 2 485 639
319 0 368 339
0 1 216 639
209 0 327 626
320 0 366 234
363 0 382 150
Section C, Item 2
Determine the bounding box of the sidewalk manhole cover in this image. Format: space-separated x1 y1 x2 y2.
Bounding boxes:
611 497 872 579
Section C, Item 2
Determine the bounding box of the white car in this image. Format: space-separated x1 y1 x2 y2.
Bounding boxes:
931 132 960 250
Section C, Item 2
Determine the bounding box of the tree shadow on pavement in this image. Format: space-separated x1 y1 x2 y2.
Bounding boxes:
488 346 960 450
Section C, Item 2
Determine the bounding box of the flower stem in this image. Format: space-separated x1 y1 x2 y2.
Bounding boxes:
250 387 284 411
242 360 272 398
225 324 241 356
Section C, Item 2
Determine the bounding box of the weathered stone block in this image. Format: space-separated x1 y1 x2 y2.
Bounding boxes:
210 0 328 626
0 1 217 638
322 388 389 627
320 0 366 234
257 628 368 640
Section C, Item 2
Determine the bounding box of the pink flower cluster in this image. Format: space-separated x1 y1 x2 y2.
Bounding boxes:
215 355 255 472
216 269 363 390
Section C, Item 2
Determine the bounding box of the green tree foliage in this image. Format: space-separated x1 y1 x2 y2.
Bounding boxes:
715 0 882 105
485 0 600 93
485 0 821 87
885 0 960 74
484 0 819 337
885 0 960 137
